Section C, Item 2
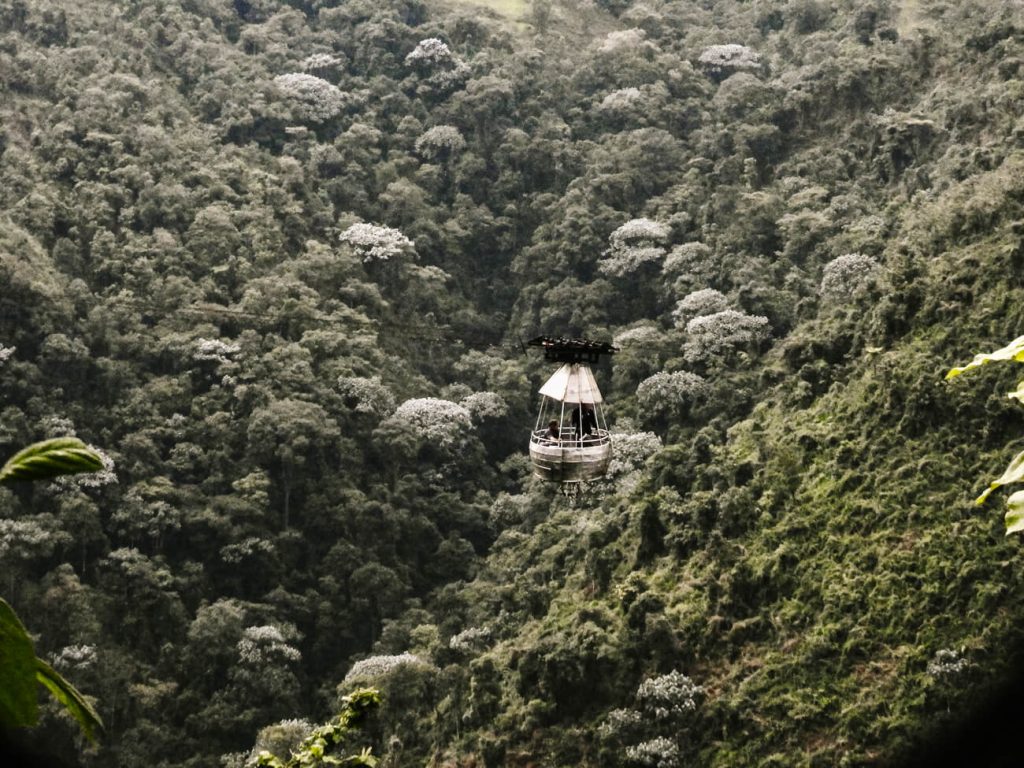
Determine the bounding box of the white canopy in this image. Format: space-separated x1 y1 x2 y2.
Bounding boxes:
538 363 604 404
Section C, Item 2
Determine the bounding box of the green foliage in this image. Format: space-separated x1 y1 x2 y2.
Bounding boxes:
948 337 1024 531
34 657 103 742
0 436 106 742
1 590 104 742
253 688 381 768
2 0 1024 764
0 597 37 729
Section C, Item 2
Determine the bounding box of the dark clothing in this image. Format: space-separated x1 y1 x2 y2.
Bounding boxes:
571 405 597 438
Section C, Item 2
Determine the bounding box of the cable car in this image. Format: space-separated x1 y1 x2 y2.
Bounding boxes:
527 336 617 483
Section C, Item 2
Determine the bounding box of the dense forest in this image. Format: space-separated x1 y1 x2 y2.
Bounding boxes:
2 0 1024 765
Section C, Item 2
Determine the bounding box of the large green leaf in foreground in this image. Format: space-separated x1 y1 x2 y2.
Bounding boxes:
0 438 103 484
0 598 42 729
35 658 103 741
945 334 1024 379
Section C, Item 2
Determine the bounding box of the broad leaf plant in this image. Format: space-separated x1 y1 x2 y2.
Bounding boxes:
947 335 1024 534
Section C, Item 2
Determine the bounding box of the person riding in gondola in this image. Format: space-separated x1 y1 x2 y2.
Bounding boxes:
571 403 598 441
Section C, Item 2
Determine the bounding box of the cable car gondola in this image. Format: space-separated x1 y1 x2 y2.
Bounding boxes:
527 336 617 484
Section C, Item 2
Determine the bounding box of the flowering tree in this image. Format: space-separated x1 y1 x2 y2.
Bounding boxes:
343 652 433 683
599 218 671 277
237 625 302 666
194 337 241 366
697 44 762 80
926 648 970 680
614 325 665 348
377 398 473 451
460 391 508 422
414 125 466 161
300 53 345 79
0 343 14 365
636 371 708 418
671 289 729 327
272 73 346 122
448 626 492 654
339 222 415 262
819 252 879 299
52 445 117 491
625 737 680 768
404 38 455 69
683 309 770 365
598 87 643 114
636 671 704 719
404 38 470 93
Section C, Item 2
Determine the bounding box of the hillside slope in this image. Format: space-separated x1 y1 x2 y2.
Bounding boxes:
2 0 1024 766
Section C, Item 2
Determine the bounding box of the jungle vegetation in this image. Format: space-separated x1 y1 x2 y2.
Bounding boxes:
2 0 1024 765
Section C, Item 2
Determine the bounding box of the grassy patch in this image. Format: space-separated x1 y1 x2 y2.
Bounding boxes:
439 0 530 22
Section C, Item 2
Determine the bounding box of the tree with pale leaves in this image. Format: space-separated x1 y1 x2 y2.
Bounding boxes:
820 252 879 299
414 125 466 161
626 737 680 768
683 309 770 365
636 371 708 417
405 38 470 92
339 223 415 262
697 44 762 80
343 652 433 682
671 289 729 327
377 398 473 450
272 73 347 122
599 218 671 277
460 391 508 422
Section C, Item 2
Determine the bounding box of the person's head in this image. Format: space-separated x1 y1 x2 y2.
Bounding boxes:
548 419 558 430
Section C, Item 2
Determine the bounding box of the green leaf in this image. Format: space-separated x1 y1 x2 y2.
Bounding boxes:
946 335 1024 379
35 658 104 742
0 598 39 729
1006 491 1024 535
977 449 1024 504
0 438 104 484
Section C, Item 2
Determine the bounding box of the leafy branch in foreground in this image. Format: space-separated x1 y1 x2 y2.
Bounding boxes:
252 688 381 767
0 437 105 484
947 335 1024 533
0 438 106 740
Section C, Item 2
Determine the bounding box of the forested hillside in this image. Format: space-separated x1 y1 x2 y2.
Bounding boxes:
2 0 1024 765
